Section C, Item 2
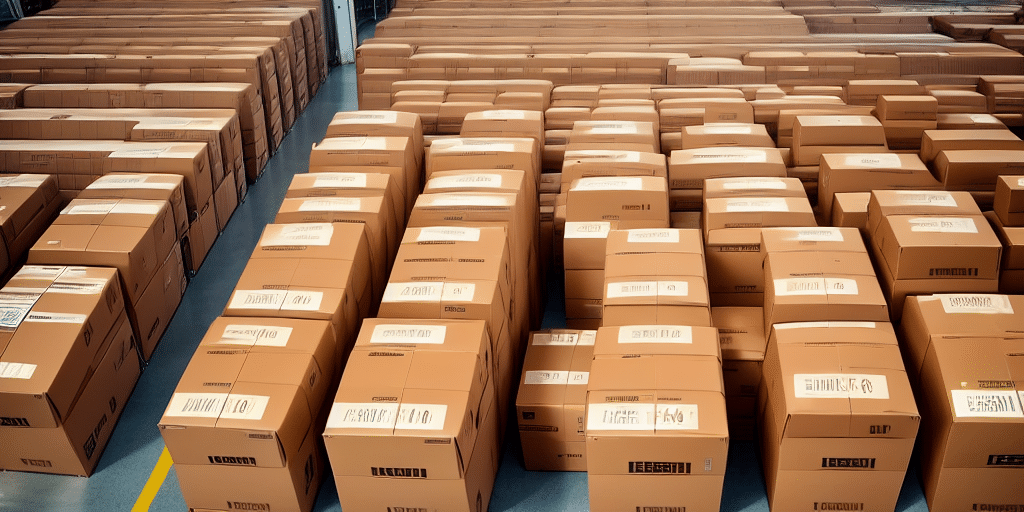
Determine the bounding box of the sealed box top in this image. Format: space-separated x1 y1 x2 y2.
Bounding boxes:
309 136 412 165
354 318 491 363
285 172 393 198
562 150 666 182
0 265 123 428
0 174 58 244
920 129 1024 163
681 123 774 149
78 173 186 235
711 307 766 362
792 116 885 147
426 137 537 174
866 190 979 237
393 226 510 284
252 222 370 264
703 196 815 233
873 214 1001 281
915 336 1024 469
325 110 422 139
669 147 786 190
761 226 866 255
517 329 596 409
605 228 703 256
594 325 720 360
424 169 529 196
764 322 919 439
569 120 657 142
565 176 669 224
703 177 804 199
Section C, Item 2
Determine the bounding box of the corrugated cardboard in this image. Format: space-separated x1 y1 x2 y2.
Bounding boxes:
703 196 815 235
308 136 418 216
832 192 871 231
876 95 938 121
324 110 424 171
919 129 1024 163
993 175 1024 227
760 226 866 257
561 150 666 190
873 214 1002 281
565 176 669 224
817 153 939 223
0 174 61 277
426 137 538 185
77 173 188 241
285 171 403 235
669 147 786 190
865 189 981 242
132 244 186 361
566 121 659 154
703 177 804 200
516 329 595 471
681 123 773 149
933 150 1024 191
705 228 763 296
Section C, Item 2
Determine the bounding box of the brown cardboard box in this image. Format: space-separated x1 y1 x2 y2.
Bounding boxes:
223 223 372 347
460 109 545 172
308 136 418 216
935 113 1005 130
876 95 938 121
933 150 1024 191
705 228 764 298
760 226 867 256
658 98 751 124
565 176 669 224
213 171 239 233
865 190 981 241
0 174 61 275
713 306 765 440
132 244 187 361
703 196 815 235
561 150 666 190
993 175 1024 226
566 121 659 154
919 129 1024 164
516 329 596 471
792 116 887 147
285 171 403 234
593 325 721 360
185 196 218 275
764 250 888 330
0 315 137 476
670 211 702 230
0 265 125 430
669 147 786 190
873 214 1002 281
703 177 804 200
832 192 871 231
983 211 1024 292
324 110 424 170
78 173 188 241
759 322 919 512
426 137 538 184
324 319 499 512
875 254 999 322
30 198 176 304
160 317 336 466
681 123 774 150
817 153 939 223
586 355 728 512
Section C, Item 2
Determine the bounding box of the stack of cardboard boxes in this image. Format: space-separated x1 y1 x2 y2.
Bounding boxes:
0 175 62 281
875 95 938 150
0 265 138 476
386 80 552 132
990 175 1024 293
866 190 1002 319
817 153 940 229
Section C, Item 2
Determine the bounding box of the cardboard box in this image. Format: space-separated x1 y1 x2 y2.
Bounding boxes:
0 174 61 275
561 150 666 190
324 319 499 512
703 196 815 235
565 176 669 224
285 171 403 234
865 190 981 241
78 173 189 241
324 110 424 170
935 113 1005 130
713 306 766 440
759 322 919 512
516 329 596 471
760 226 867 257
792 116 886 147
132 244 187 361
0 314 137 476
460 109 544 170
586 354 728 512
876 95 938 121
817 152 939 223
223 223 372 347
703 177 804 200
919 129 1024 163
705 228 763 296
593 324 721 360
426 137 538 184
872 214 1002 281
933 150 1024 191
213 170 239 233
994 175 1024 226
566 121 659 153
308 136 418 216
0 265 125 430
832 192 871 231
184 196 218 275
681 123 774 149
669 147 786 190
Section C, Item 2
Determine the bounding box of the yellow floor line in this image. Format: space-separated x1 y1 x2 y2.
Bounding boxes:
131 446 174 512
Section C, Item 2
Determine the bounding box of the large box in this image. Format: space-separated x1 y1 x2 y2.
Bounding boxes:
565 176 669 224
426 137 538 184
872 214 1002 281
919 129 1024 163
0 314 137 476
308 136 418 216
77 173 188 241
759 322 919 512
669 147 786 190
516 329 595 471
324 110 424 171
0 174 61 277
681 123 774 149
865 190 981 241
324 318 499 512
817 153 939 224
285 171 403 237
223 223 372 347
933 150 1024 191
703 196 815 235
561 150 666 190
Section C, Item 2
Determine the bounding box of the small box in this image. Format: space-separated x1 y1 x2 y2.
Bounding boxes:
919 129 1024 163
669 147 786 190
872 214 1002 281
933 150 1024 191
993 175 1024 227
832 192 871 231
817 153 939 223
876 95 938 121
703 196 815 235
681 123 774 149
565 176 669 224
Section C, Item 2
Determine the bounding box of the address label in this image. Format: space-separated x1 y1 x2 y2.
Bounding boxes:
618 325 693 344
327 402 399 429
219 325 293 347
626 229 680 244
0 362 36 380
587 403 656 431
794 374 890 399
725 197 789 212
937 294 1014 315
951 390 1023 418
370 324 447 345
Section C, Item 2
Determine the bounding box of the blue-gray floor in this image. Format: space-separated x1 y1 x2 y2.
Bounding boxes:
0 61 932 512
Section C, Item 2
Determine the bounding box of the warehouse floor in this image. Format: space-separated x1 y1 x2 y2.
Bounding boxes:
0 55 932 512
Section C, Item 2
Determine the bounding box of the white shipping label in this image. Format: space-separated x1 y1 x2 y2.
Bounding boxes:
24 312 87 324
110 202 164 215
794 374 890 400
425 194 509 207
297 198 362 212
694 149 767 163
220 325 293 347
587 403 656 431
721 179 786 190
65 202 117 216
312 173 368 188
428 173 503 189
627 229 680 244
228 290 287 310
951 390 1023 418
703 125 753 135
842 154 903 169
164 393 228 418
908 217 977 233
395 404 447 431
785 228 845 242
618 325 693 344
0 362 37 380
725 198 789 213
532 332 577 346
655 404 699 430
370 324 447 345
0 304 32 330
107 147 169 158
457 142 515 153
382 282 444 303
481 110 526 119
938 294 1014 315
327 402 399 429
658 281 690 297
0 174 47 188
1018 177 1024 187
572 177 643 191
894 191 957 207
607 281 658 298
564 222 611 239
774 321 877 330
441 283 476 302
524 370 571 385
569 372 590 385
774 278 858 296
47 279 108 295
261 223 335 246
280 291 324 312
343 111 398 124
89 175 177 190
13 266 66 279
416 226 481 242
578 330 597 346
219 394 270 421
590 123 638 135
